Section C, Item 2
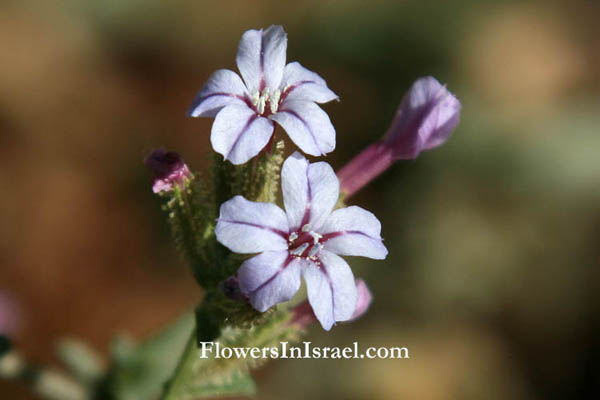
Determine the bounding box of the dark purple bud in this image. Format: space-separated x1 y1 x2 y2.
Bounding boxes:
145 148 192 193
219 276 247 302
337 77 460 198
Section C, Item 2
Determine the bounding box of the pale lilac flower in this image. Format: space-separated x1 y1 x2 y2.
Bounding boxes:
145 148 191 193
215 153 387 330
188 25 338 165
291 279 373 328
337 76 461 197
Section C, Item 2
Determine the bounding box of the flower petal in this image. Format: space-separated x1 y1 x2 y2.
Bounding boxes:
211 104 274 165
215 195 289 253
271 100 335 157
280 61 338 103
238 251 303 312
187 69 249 118
236 25 287 93
321 206 388 259
303 250 357 331
281 152 339 232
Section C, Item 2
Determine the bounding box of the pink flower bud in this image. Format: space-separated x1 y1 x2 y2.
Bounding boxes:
145 148 192 193
289 300 315 328
383 76 460 159
337 76 460 198
348 279 372 321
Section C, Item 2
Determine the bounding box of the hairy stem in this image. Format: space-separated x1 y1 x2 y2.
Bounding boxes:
161 328 198 400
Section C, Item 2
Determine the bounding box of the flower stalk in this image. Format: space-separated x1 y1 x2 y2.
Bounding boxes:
337 142 396 198
338 76 461 198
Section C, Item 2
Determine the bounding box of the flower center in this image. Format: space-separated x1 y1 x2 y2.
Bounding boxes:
251 88 281 116
288 224 324 262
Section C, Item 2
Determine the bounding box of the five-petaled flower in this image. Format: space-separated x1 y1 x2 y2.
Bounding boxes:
215 152 388 330
188 25 338 165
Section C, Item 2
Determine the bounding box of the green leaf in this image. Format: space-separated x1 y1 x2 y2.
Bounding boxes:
101 312 195 400
56 338 105 386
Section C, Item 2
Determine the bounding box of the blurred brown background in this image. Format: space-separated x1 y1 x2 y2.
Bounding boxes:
1 0 600 398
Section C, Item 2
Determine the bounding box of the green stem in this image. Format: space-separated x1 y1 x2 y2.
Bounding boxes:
161 328 198 400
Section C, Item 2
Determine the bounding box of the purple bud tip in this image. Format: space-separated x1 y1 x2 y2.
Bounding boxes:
384 76 461 160
144 148 191 193
349 279 372 321
219 276 247 302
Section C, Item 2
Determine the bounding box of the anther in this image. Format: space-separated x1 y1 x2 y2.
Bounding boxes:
309 231 322 244
290 243 309 256
270 89 281 114
308 243 323 258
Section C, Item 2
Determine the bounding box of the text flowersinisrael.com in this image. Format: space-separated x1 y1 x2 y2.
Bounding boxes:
198 341 409 360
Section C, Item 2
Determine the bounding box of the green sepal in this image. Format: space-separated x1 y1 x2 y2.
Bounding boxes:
212 141 286 282
195 300 224 344
162 308 300 400
180 370 255 399
161 173 223 288
213 140 285 204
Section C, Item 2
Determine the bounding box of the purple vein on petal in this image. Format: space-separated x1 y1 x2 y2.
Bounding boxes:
315 258 337 324
258 33 266 91
279 80 318 103
321 230 379 242
225 114 260 160
278 108 322 155
249 256 294 295
218 219 288 238
299 162 313 229
187 92 249 115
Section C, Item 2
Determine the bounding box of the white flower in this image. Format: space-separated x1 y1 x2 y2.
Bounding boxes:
188 26 338 165
215 153 388 330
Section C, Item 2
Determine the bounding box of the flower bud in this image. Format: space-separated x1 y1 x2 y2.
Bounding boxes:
337 76 460 198
348 279 372 321
383 76 460 159
219 276 247 302
144 148 192 193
